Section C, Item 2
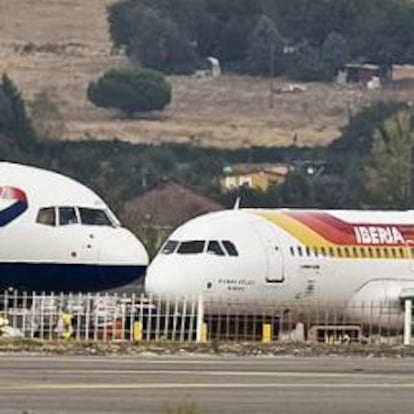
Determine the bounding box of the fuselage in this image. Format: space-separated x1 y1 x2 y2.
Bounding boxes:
146 209 414 322
0 162 149 292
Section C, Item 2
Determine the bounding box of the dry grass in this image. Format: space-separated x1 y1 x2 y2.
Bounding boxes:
1 0 413 148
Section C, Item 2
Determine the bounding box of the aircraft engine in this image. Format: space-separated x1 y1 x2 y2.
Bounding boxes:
346 280 414 329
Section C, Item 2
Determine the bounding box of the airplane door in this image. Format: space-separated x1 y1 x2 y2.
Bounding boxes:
254 221 284 283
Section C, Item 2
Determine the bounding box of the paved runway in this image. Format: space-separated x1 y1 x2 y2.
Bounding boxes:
0 355 414 414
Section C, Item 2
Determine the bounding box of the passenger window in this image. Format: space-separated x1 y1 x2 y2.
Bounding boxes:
290 246 295 256
222 241 239 257
305 247 310 256
368 247 373 258
353 247 358 258
344 247 350 258
337 248 342 257
391 248 397 258
297 246 303 256
399 248 404 258
384 248 389 258
411 247 414 258
161 240 179 255
207 241 225 256
321 247 326 257
328 247 334 257
177 241 205 255
360 248 366 258
313 247 318 257
36 208 56 226
59 207 78 226
376 248 381 258
79 208 112 226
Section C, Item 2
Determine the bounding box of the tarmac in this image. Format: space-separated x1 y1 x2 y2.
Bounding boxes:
0 355 414 414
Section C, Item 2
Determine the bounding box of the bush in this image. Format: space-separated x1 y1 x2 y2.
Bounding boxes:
87 68 172 117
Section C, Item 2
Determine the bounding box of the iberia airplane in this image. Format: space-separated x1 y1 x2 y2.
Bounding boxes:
145 209 414 326
0 162 149 292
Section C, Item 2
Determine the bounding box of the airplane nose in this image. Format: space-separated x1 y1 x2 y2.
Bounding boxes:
145 261 168 297
99 228 149 266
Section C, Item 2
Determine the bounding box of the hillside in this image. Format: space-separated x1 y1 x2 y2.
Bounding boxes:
1 0 413 148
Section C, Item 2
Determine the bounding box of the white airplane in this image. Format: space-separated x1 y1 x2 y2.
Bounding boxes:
145 209 414 326
0 162 149 292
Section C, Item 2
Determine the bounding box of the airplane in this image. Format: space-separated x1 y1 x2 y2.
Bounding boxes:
0 162 149 293
145 208 414 327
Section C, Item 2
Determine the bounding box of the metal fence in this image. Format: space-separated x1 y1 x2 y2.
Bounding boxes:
0 291 412 345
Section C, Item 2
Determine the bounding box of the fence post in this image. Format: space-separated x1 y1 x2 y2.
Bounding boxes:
196 295 205 343
404 298 412 346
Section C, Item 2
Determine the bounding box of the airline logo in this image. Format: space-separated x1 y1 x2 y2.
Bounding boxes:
0 186 28 226
354 226 405 245
259 210 414 247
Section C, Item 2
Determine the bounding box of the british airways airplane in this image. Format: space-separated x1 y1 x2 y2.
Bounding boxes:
145 209 414 327
0 162 149 292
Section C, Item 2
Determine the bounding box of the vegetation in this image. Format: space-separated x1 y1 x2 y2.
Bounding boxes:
87 68 172 116
364 107 414 208
2 73 414 249
108 0 414 81
0 73 35 150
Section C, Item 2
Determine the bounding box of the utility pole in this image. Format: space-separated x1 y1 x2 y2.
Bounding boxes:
269 40 275 109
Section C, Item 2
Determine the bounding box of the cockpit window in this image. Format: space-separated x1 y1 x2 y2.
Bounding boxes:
36 208 56 226
177 241 205 254
222 241 239 256
59 207 78 226
79 208 112 226
161 240 179 255
207 240 225 256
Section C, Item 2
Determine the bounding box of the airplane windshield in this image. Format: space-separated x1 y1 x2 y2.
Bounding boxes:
207 240 225 256
79 208 113 226
222 241 239 256
161 240 179 255
177 241 205 254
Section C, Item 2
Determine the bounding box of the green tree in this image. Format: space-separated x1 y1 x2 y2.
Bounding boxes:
245 15 284 76
87 68 172 117
364 107 414 208
321 32 349 77
286 45 330 82
0 73 35 147
108 4 197 73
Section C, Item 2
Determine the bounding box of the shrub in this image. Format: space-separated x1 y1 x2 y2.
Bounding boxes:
87 68 172 117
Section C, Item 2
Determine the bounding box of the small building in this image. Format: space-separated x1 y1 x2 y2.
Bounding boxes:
219 163 291 193
123 180 224 229
337 64 389 84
